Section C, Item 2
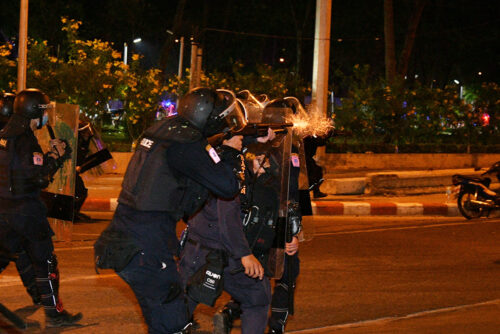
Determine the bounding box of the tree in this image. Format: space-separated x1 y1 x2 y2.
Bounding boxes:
384 0 428 83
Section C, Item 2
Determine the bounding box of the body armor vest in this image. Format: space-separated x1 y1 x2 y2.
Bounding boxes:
0 132 45 199
118 117 208 220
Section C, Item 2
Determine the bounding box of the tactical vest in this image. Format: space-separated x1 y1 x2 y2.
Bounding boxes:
118 117 208 220
0 133 44 199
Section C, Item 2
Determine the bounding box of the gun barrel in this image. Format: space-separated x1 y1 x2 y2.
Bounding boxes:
233 122 293 137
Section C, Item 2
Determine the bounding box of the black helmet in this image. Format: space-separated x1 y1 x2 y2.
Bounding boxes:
177 87 247 136
0 93 15 124
14 89 51 120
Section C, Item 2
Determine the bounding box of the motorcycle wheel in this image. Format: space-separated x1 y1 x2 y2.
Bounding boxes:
457 191 483 219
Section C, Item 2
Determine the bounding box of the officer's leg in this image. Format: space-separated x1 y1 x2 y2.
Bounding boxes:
269 253 300 333
178 241 211 318
15 214 82 327
224 263 271 334
118 251 189 334
0 215 15 273
15 248 41 305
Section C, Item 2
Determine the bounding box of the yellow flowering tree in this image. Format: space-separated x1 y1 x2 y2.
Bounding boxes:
0 17 168 143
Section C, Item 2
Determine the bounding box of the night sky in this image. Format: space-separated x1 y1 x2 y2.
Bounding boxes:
1 0 498 86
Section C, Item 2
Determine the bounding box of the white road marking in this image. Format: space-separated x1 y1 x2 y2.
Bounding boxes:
315 220 496 236
288 299 500 333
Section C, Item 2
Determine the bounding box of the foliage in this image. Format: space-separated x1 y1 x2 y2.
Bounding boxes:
166 61 311 101
334 65 500 152
0 18 168 143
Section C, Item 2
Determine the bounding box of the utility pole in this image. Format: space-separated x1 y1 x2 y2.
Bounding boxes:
189 39 202 90
178 36 184 78
17 0 29 92
311 0 332 117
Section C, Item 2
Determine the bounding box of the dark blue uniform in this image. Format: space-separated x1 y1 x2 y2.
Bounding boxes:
106 116 241 333
0 129 65 314
179 196 271 334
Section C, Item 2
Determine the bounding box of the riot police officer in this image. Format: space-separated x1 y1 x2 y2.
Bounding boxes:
0 89 82 327
0 92 42 306
213 96 304 334
179 134 278 334
95 88 247 334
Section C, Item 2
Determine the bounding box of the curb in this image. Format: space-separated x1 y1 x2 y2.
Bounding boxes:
312 201 459 216
82 197 460 216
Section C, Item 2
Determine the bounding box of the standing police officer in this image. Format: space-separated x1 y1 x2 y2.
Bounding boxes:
0 89 82 327
0 92 42 306
95 88 247 333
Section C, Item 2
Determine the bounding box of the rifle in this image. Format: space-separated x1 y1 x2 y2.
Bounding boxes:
208 122 293 147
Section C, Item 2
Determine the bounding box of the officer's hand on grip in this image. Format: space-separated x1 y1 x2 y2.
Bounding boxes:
222 135 243 152
241 254 264 280
256 128 276 143
285 236 299 256
49 139 72 161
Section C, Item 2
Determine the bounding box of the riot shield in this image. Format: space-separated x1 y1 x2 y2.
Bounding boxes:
36 103 79 241
236 90 265 123
78 120 116 181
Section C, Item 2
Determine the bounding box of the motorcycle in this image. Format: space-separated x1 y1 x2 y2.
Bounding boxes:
452 161 500 219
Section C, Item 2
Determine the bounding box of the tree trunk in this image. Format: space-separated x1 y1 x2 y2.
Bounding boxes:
398 0 427 78
158 0 188 81
384 0 396 84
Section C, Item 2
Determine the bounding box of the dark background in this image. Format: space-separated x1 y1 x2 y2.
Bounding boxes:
1 0 498 88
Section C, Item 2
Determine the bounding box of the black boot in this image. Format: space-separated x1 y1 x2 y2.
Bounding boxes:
26 285 42 305
313 189 327 198
46 310 83 328
213 301 241 334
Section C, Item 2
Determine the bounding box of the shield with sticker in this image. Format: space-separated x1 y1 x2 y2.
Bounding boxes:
36 103 79 241
239 98 296 279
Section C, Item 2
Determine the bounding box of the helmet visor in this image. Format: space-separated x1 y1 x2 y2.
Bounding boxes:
216 89 247 132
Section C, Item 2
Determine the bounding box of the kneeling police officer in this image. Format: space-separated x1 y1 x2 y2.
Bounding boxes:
95 88 246 333
0 89 82 327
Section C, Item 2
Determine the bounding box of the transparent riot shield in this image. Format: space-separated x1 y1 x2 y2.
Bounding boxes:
293 135 315 241
267 130 292 279
37 103 79 241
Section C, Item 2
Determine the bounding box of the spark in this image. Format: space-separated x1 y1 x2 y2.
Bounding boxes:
287 102 334 138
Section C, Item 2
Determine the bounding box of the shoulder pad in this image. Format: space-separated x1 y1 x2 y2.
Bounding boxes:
0 114 30 138
144 116 203 143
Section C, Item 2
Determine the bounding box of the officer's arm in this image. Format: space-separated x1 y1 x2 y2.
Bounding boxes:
167 141 241 199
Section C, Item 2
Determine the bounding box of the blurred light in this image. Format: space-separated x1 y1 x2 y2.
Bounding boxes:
337 38 343 42
279 57 285 63
374 37 380 41
478 72 482 76
481 113 490 126
175 39 179 43
414 74 419 79
453 79 459 84
133 38 142 43
166 29 174 35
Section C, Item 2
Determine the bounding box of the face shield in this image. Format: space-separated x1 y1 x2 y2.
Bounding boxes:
237 90 265 123
214 89 247 133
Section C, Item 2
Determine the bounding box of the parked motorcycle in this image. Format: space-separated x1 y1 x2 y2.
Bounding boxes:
452 162 500 219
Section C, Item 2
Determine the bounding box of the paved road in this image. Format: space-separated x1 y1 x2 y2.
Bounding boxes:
1 214 499 333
